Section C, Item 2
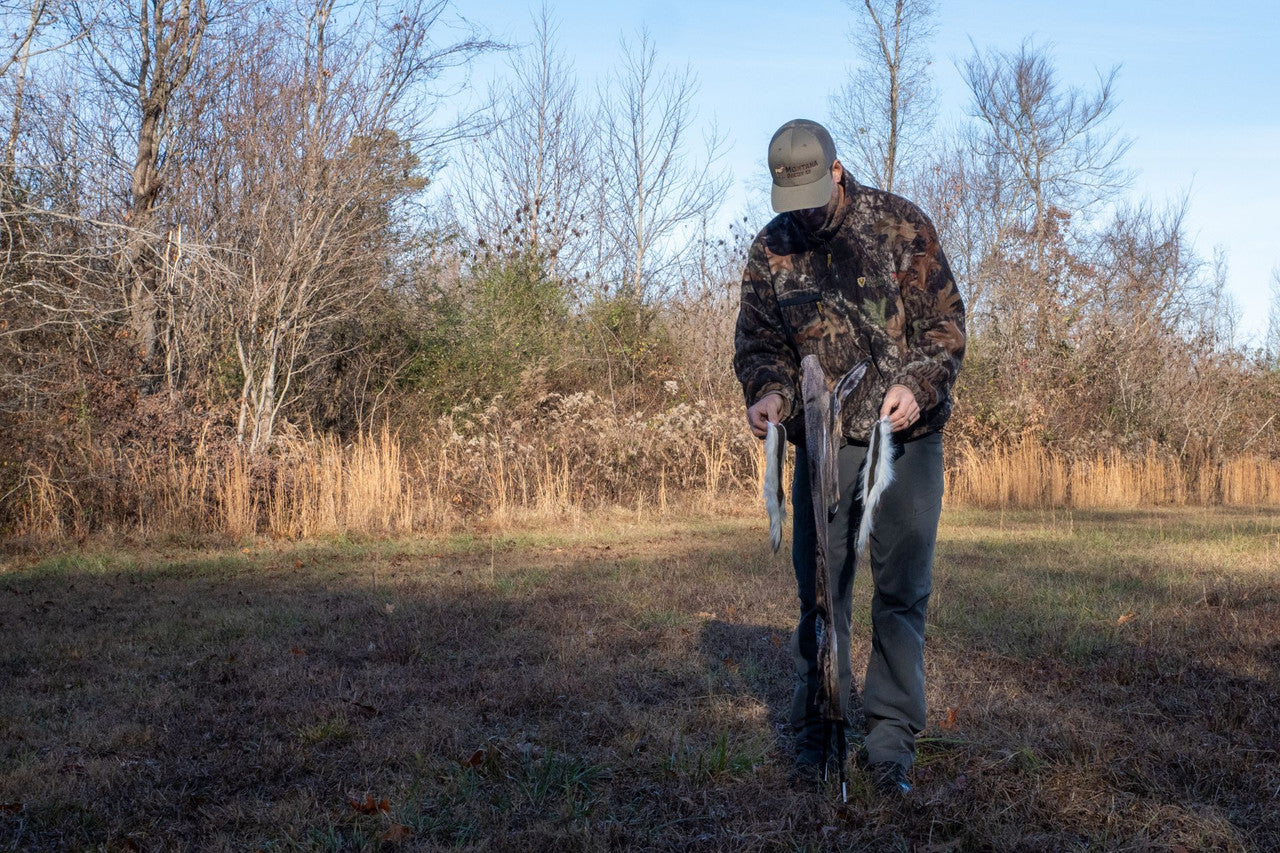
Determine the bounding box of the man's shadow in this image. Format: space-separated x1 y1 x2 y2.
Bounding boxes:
696 618 867 761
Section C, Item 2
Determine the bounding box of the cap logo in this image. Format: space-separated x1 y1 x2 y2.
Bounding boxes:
780 160 819 179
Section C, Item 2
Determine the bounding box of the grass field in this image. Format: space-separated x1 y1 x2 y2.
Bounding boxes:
2 507 1278 851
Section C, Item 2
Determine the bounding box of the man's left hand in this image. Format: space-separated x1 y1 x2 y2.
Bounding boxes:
880 385 920 432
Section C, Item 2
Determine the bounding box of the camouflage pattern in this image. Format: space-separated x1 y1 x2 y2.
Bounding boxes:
733 176 966 444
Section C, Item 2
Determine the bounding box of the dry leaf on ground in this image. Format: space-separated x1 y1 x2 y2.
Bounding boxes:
380 823 413 842
348 794 389 815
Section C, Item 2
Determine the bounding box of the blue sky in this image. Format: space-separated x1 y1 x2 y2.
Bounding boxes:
453 0 1280 344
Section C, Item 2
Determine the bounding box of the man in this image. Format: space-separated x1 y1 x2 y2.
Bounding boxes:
733 119 965 796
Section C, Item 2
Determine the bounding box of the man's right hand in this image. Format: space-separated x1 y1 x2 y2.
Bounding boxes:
747 392 785 439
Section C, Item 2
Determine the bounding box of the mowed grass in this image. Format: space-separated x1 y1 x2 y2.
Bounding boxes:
1 508 1277 851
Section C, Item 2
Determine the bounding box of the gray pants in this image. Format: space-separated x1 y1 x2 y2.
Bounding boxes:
790 431 944 769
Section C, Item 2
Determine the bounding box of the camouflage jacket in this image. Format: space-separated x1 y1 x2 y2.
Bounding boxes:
733 177 966 444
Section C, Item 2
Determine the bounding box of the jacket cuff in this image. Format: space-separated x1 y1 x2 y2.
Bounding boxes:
889 375 932 410
754 382 794 421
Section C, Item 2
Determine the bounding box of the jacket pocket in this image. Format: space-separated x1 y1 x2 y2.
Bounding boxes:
776 291 822 349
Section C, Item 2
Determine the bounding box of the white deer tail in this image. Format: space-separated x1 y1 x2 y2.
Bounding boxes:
856 417 895 554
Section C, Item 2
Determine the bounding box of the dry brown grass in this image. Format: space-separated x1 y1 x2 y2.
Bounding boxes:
6 404 1280 547
948 437 1280 509
1 507 1276 850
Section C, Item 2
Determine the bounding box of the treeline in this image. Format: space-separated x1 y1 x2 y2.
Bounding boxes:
1 0 1278 541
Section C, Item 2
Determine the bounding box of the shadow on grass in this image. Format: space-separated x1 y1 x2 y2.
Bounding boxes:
2 535 833 851
695 620 792 756
0 510 1276 851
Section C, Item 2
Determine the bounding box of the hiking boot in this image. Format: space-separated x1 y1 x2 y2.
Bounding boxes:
792 722 852 791
869 761 912 797
789 755 824 789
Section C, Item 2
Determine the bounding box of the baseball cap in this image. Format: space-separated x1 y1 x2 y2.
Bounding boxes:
768 119 837 213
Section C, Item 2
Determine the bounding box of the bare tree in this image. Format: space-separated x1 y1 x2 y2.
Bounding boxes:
596 28 726 302
68 0 212 387
0 2 107 420
1 1 82 191
828 0 937 193
957 40 1132 359
191 0 492 450
1266 268 1280 370
911 134 1007 327
456 3 591 283
0 0 92 266
963 39 1131 269
665 210 752 402
1201 245 1237 352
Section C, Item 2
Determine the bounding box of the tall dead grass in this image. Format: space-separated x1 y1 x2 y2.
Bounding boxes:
156 426 416 540
947 436 1280 508
7 408 1280 545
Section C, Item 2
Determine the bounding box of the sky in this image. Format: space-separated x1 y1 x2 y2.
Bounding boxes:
448 0 1280 345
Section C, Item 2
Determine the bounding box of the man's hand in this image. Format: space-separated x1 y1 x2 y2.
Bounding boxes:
880 385 920 432
747 392 785 439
